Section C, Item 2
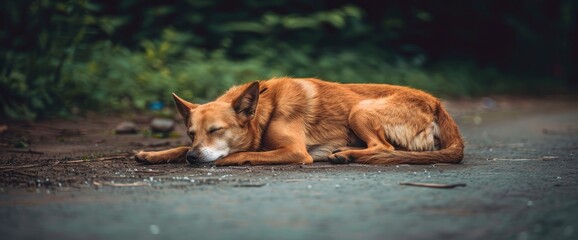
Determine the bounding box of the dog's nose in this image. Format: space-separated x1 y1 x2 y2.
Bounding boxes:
185 150 200 164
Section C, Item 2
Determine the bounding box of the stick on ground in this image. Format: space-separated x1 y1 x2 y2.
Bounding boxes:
399 182 466 189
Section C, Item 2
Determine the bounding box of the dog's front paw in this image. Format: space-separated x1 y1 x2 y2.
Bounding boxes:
132 151 153 164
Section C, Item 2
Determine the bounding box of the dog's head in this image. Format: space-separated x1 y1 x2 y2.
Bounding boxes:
172 82 260 164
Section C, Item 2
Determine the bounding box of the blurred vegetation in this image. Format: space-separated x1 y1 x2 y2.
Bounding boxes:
1 0 576 119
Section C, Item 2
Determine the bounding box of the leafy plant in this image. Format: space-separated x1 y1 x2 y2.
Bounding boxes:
0 0 572 120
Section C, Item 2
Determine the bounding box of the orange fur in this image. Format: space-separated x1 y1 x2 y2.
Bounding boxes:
134 77 464 165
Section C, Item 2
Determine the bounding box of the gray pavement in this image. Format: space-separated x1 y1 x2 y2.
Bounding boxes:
1 100 577 240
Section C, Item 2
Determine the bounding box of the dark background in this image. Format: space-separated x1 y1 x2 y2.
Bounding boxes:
1 0 576 119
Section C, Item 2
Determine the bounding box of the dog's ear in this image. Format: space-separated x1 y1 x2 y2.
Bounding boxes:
172 93 198 120
233 81 260 126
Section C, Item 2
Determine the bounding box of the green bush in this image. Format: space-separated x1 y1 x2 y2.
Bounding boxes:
2 27 560 120
1 0 570 120
65 30 546 113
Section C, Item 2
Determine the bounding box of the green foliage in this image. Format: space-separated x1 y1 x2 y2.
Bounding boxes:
0 0 573 120
61 31 276 113
221 5 362 32
1 0 93 119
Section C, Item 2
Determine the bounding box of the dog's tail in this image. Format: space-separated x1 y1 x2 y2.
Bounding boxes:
357 102 464 165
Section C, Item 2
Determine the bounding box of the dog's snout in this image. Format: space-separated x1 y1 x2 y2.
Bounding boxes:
185 150 200 164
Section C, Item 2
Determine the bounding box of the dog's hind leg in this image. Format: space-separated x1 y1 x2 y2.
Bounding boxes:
329 96 438 164
134 147 189 164
328 104 394 164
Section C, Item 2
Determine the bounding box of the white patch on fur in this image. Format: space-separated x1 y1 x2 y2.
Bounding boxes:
385 123 438 151
358 98 387 109
432 122 440 139
295 79 318 100
358 99 374 108
296 79 320 141
387 125 412 147
198 139 230 162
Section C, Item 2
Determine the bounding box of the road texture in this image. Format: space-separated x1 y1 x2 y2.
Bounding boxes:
1 98 577 240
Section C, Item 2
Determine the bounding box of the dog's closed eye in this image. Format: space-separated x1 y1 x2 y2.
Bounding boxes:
208 127 224 134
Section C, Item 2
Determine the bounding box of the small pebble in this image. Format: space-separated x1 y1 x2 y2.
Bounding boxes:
149 224 160 235
150 118 175 133
115 121 138 134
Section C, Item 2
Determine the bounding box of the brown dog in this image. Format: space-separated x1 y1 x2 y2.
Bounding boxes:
134 77 463 166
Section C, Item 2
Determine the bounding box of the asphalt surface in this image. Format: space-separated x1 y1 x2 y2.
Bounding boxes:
1 98 577 240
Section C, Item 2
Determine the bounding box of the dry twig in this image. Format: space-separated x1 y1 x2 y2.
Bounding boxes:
0 164 45 172
61 155 128 164
399 182 466 189
7 149 44 155
93 181 150 187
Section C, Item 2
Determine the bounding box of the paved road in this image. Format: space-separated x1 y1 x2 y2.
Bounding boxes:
1 100 577 240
